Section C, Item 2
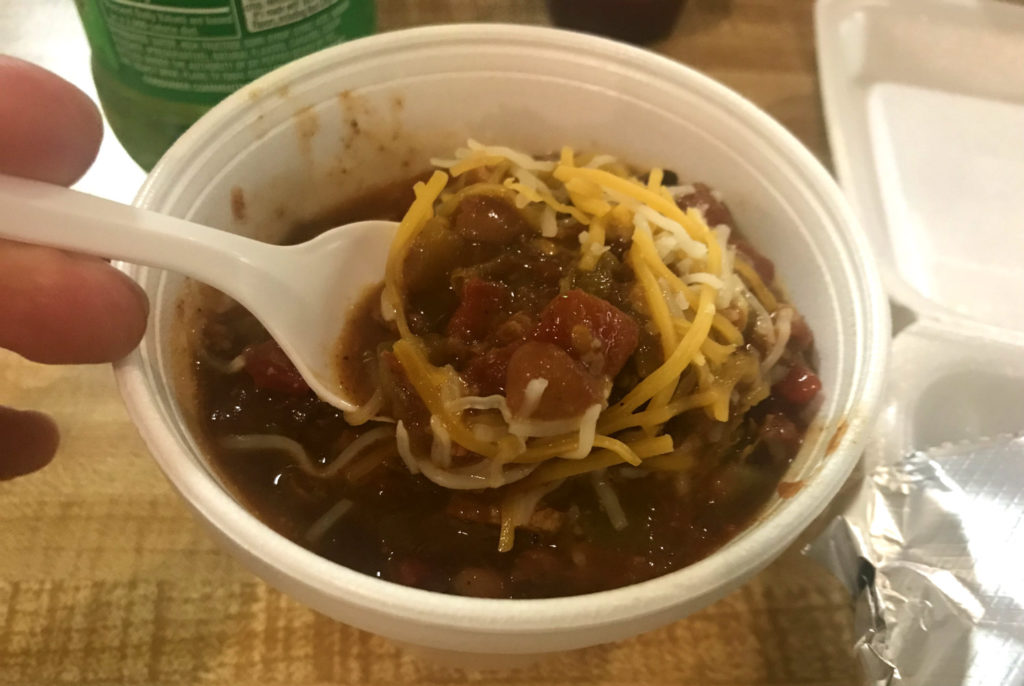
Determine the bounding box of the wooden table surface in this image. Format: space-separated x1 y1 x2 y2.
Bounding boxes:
0 1 861 684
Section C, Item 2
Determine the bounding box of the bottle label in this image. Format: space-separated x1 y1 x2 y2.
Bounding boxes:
80 0 374 104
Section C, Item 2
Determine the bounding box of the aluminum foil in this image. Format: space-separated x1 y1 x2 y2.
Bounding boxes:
807 434 1024 686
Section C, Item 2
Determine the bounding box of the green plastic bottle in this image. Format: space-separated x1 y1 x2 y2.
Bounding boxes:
74 0 375 170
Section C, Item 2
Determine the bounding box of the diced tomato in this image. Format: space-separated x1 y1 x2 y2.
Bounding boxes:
243 341 310 395
505 341 604 420
774 363 822 405
462 342 522 396
446 278 511 342
531 289 639 378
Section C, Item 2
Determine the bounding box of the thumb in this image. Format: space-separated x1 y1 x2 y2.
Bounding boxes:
0 406 60 480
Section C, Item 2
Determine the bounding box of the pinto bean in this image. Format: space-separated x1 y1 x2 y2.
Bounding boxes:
452 195 530 245
774 363 821 405
505 341 604 419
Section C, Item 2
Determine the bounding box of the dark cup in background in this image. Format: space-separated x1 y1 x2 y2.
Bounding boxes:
546 0 687 44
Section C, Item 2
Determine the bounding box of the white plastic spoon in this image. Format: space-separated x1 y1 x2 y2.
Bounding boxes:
0 173 398 412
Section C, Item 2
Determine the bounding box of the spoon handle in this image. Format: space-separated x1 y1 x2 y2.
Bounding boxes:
0 174 278 296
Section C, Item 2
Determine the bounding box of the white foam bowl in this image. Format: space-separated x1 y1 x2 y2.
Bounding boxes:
115 24 889 658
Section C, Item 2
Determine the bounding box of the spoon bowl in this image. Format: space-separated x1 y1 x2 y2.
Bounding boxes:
0 173 397 411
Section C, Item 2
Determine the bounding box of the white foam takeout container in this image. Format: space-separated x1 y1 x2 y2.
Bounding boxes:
815 0 1024 462
114 25 889 659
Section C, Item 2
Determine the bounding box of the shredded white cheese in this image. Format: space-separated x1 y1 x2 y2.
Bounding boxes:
585 154 618 169
661 278 685 318
654 234 680 262
466 139 556 172
429 145 474 168
199 349 247 374
417 456 537 490
540 205 558 237
394 421 420 475
508 414 591 439
219 434 318 475
343 388 383 426
380 288 397 322
562 404 603 459
429 415 453 469
517 378 549 419
675 257 694 274
761 307 794 372
590 469 628 531
471 421 509 442
304 499 354 542
665 184 696 197
447 393 514 422
626 201 708 261
712 226 737 308
512 165 552 195
321 426 392 477
743 283 776 347
684 272 726 290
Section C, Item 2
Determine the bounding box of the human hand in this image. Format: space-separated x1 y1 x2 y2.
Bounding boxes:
0 56 149 479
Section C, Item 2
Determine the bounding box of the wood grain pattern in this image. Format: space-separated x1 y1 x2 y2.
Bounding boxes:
0 1 859 683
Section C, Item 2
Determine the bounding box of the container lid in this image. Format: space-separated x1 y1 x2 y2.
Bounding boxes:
815 0 1024 335
867 319 1024 464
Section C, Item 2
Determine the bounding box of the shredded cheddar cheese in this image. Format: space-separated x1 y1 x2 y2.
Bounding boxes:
381 141 790 551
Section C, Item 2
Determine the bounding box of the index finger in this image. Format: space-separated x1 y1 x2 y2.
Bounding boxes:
0 56 103 186
0 58 149 364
